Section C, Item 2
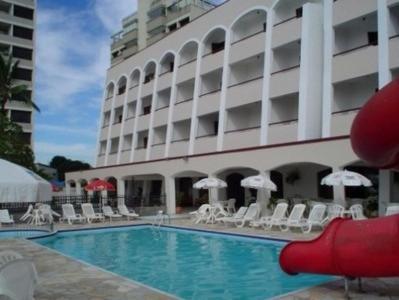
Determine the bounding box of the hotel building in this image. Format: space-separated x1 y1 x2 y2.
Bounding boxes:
66 0 399 216
0 0 36 146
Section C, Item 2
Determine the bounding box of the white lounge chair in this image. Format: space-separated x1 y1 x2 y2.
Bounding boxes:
322 204 345 225
217 206 248 225
213 202 230 219
81 203 104 223
299 204 327 233
102 206 123 222
234 203 260 228
226 198 236 214
20 205 33 222
39 204 61 223
0 251 37 300
60 204 86 225
250 203 288 230
350 204 367 220
189 204 211 224
0 251 22 268
386 205 399 216
279 204 306 232
0 209 14 225
117 204 139 220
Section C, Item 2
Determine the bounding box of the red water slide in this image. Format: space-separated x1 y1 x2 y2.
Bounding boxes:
279 78 399 278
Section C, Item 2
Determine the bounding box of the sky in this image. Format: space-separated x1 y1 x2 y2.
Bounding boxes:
34 0 138 165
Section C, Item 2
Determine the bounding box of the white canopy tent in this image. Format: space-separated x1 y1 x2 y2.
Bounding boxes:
0 159 52 203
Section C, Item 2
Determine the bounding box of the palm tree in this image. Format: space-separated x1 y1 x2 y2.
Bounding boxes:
0 54 39 114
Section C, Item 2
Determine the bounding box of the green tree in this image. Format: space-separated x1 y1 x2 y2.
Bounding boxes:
0 113 35 169
0 54 39 114
49 156 91 181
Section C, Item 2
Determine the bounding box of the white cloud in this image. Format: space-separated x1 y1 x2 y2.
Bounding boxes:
35 123 98 139
94 0 138 32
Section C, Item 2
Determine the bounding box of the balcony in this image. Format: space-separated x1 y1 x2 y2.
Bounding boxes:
134 148 147 162
333 0 377 26
123 117 135 135
0 33 33 48
153 106 169 127
147 15 166 33
151 144 166 160
157 71 173 91
331 109 359 136
103 98 112 112
99 127 108 140
332 45 378 83
268 120 298 145
169 139 189 157
137 113 151 131
226 77 263 110
177 59 196 83
390 35 399 69
0 12 33 28
201 50 224 75
141 81 154 97
173 98 193 122
224 126 260 151
114 93 125 107
119 150 131 164
107 153 118 165
272 17 301 49
195 135 217 154
197 90 220 116
270 65 300 98
110 122 122 138
230 31 265 64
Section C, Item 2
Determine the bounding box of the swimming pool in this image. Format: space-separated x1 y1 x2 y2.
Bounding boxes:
0 229 49 239
35 226 331 299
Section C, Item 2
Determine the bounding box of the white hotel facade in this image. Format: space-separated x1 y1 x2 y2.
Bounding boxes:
66 0 399 215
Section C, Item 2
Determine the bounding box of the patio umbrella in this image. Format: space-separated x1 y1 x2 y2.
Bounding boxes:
193 178 227 204
321 170 372 207
241 175 277 215
85 179 115 192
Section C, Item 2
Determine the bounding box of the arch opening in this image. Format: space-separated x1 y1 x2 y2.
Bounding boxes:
179 41 198 65
231 9 267 43
160 52 175 74
203 28 226 56
144 61 156 84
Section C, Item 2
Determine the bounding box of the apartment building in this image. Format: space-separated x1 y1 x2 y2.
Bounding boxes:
66 0 399 216
111 0 215 65
0 0 36 146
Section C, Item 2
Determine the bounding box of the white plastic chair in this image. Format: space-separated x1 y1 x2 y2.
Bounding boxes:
189 204 211 224
0 251 37 300
218 206 248 225
102 206 123 222
117 204 139 220
350 204 367 220
226 198 236 214
251 203 288 230
20 205 33 222
279 204 306 232
233 203 260 228
300 204 327 233
61 204 86 225
0 210 14 225
386 205 399 216
322 204 345 225
81 203 104 223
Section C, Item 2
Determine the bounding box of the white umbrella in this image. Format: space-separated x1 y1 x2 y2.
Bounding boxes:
241 175 277 215
193 178 227 204
240 175 277 191
321 170 372 207
321 170 372 187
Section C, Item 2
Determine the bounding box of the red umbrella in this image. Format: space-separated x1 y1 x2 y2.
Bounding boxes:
85 179 115 192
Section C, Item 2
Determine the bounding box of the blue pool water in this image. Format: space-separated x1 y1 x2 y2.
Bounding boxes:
35 226 331 299
0 230 48 239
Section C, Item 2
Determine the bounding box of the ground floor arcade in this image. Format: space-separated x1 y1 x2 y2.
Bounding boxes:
65 137 399 216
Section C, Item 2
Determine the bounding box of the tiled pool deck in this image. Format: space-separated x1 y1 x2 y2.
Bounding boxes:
1 219 399 300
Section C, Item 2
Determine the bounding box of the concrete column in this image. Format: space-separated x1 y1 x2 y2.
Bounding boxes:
260 9 274 145
258 171 271 216
104 84 117 166
165 176 176 215
142 180 150 206
65 183 72 196
321 0 334 137
379 170 394 216
95 84 112 167
378 0 391 88
75 182 82 196
298 2 324 140
216 29 232 151
164 54 180 157
117 75 133 164
192 177 200 206
117 179 125 197
130 71 145 162
146 63 161 160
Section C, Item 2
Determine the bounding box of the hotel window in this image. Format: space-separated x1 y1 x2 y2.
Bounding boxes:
143 105 151 115
13 26 33 40
12 46 33 60
10 110 31 123
13 5 34 20
13 68 32 81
